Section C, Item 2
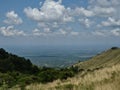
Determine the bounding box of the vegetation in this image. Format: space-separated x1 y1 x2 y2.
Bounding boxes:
74 47 120 69
111 47 119 50
0 48 39 74
0 47 120 90
22 63 120 90
15 47 120 90
0 48 79 89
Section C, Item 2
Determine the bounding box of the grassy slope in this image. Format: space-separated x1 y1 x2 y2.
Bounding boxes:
10 48 120 90
24 63 120 90
75 48 120 70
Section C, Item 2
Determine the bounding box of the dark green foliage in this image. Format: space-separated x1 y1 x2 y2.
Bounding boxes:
0 72 16 87
38 67 58 83
37 66 79 83
0 48 9 59
18 75 39 86
0 48 39 74
0 48 80 88
111 47 119 50
59 68 74 80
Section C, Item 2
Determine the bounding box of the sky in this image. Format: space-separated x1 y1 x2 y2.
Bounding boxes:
0 0 120 47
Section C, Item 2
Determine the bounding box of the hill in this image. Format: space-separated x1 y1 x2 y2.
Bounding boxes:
75 47 120 70
14 47 120 90
24 63 120 90
0 48 79 89
0 47 120 90
0 48 39 74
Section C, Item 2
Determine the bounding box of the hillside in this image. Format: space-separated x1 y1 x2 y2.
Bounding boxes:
13 47 120 90
23 63 120 90
0 47 120 90
0 48 79 89
0 48 39 74
75 47 120 70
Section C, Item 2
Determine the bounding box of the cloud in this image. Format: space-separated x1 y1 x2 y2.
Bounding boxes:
74 0 119 18
32 29 46 36
92 28 120 37
32 27 79 37
32 28 51 36
111 28 120 36
101 17 120 27
79 18 94 28
89 0 120 7
92 30 106 36
58 29 67 35
0 26 26 36
74 7 94 17
2 0 118 38
37 22 59 29
87 0 120 37
24 0 74 35
44 28 51 33
91 6 115 17
4 11 23 25
88 0 119 18
24 0 72 23
32 28 67 36
70 31 79 36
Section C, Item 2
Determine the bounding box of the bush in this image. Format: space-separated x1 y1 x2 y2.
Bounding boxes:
0 73 16 87
111 47 119 50
0 48 82 88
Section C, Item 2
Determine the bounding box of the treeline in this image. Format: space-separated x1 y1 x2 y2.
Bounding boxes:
0 48 80 88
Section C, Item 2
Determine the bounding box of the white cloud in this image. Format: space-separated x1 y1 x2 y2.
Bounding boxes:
92 6 115 17
92 28 120 37
32 28 43 36
92 31 106 36
32 27 79 37
52 22 59 28
70 31 79 36
38 23 47 28
4 11 23 25
22 0 120 37
32 28 51 36
79 18 94 28
23 0 119 37
0 26 26 36
74 7 94 17
101 17 120 27
89 0 120 7
38 22 59 29
111 28 120 36
44 28 51 33
58 29 67 35
24 0 72 23
88 0 120 18
87 0 120 36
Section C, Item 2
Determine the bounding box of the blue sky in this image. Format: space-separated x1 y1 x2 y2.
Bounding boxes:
0 0 120 47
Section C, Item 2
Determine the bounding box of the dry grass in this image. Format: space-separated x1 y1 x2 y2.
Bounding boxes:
75 48 120 70
10 63 120 90
9 48 120 90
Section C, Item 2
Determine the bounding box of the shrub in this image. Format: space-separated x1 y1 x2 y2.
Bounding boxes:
111 47 119 50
